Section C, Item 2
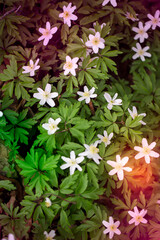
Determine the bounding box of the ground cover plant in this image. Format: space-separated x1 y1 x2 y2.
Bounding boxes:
0 0 160 239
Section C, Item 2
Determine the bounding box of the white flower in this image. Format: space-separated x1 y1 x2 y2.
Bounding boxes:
22 58 40 77
125 12 139 21
33 83 58 107
102 0 117 7
2 234 15 240
132 21 150 43
44 230 56 240
63 55 79 76
42 118 61 135
134 138 159 164
89 22 106 33
77 86 97 104
128 106 146 125
79 142 102 164
0 111 3 117
128 206 147 226
132 43 151 61
102 217 121 239
146 10 160 30
85 32 105 54
107 155 132 181
97 131 113 147
59 2 78 27
60 151 84 175
45 197 52 207
104 92 122 110
38 21 58 46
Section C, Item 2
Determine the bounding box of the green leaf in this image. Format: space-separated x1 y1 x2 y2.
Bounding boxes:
0 180 16 191
16 147 59 195
60 209 72 234
75 174 88 194
84 72 96 88
70 127 85 144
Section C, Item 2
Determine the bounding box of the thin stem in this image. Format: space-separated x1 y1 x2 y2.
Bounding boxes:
89 100 95 115
44 193 76 204
0 5 21 20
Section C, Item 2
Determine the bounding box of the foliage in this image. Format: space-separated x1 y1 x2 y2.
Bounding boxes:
0 0 160 239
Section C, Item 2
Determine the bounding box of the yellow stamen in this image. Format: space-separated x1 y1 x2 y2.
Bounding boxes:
102 137 109 143
138 49 144 56
92 37 100 46
90 146 99 154
143 147 150 155
83 92 90 97
64 11 70 18
66 62 73 69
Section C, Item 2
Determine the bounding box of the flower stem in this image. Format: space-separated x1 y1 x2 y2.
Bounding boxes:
89 100 95 115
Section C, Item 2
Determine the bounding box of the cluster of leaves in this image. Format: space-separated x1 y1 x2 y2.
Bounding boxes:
1 0 160 240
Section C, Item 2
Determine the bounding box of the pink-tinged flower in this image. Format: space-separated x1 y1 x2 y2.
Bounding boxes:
97 131 113 147
89 22 107 33
85 32 105 54
63 56 79 76
44 230 56 240
128 106 146 125
147 10 160 30
134 138 159 164
107 155 132 181
132 21 150 43
125 12 139 21
38 21 58 46
2 233 15 240
33 83 58 107
60 151 84 175
59 2 78 27
79 142 102 164
128 206 147 226
102 0 117 7
77 86 97 104
132 43 151 61
104 92 122 110
102 217 121 239
22 59 40 76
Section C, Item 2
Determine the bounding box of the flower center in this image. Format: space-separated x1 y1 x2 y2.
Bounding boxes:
152 18 158 24
135 215 142 223
69 159 76 165
92 37 100 46
115 163 122 171
109 224 117 231
83 92 90 98
45 201 51 207
90 146 99 154
102 137 109 143
133 113 137 118
138 29 144 35
43 92 50 98
64 11 70 19
138 49 144 56
49 124 56 131
143 147 150 155
129 14 134 19
66 62 73 69
30 64 34 69
46 237 52 240
44 29 51 36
